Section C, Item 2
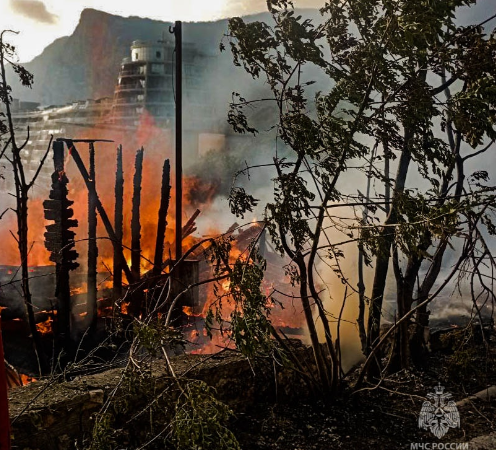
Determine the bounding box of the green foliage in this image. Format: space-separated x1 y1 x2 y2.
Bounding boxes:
134 320 186 357
229 186 259 219
0 32 33 138
224 0 496 377
228 251 273 357
87 369 240 450
206 236 275 358
173 381 240 450
441 327 485 385
89 414 117 450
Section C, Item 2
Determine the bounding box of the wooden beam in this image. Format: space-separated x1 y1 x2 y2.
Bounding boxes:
153 159 171 276
131 148 144 281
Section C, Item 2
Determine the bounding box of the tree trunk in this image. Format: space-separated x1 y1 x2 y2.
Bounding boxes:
0 312 11 450
366 127 414 376
131 148 144 282
18 190 48 373
130 148 144 316
295 255 331 393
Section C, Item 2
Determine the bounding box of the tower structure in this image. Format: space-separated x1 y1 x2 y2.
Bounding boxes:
110 39 212 129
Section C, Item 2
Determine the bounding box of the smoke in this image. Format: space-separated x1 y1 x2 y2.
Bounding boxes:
9 0 59 25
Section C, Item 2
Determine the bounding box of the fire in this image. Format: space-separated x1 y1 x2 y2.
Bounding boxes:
0 106 307 355
36 316 54 336
0 198 51 267
182 306 201 317
20 374 37 386
71 283 87 296
190 328 234 355
121 302 130 315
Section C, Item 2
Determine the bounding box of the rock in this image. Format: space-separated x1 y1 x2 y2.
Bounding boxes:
456 385 496 407
468 432 496 450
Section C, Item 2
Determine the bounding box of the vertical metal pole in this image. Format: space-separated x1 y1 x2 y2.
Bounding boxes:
113 145 124 300
174 20 183 260
87 143 98 330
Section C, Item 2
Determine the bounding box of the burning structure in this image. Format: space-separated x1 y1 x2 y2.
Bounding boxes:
0 32 303 381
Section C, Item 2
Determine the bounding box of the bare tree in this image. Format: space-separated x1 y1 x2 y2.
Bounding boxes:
0 30 52 373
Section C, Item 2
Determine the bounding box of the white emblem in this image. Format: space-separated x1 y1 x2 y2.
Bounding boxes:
419 383 460 439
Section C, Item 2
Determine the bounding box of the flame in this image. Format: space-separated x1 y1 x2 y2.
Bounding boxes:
0 106 306 354
20 374 37 385
182 306 202 317
121 302 130 315
36 316 54 336
71 283 87 296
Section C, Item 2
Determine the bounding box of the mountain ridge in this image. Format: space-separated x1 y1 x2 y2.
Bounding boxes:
9 7 321 106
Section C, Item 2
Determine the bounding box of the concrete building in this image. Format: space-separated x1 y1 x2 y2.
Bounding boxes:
110 39 213 132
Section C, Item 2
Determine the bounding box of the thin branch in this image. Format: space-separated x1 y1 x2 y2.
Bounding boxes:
28 134 53 188
462 139 495 162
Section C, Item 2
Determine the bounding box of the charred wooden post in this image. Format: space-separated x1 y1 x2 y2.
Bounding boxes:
131 148 144 282
56 139 134 285
169 260 199 325
153 159 171 276
44 140 79 345
113 145 124 299
87 143 98 330
182 209 200 240
127 148 144 317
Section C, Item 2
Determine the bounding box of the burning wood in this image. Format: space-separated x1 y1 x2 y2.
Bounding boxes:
44 141 79 347
153 159 171 276
36 316 54 336
60 138 134 284
182 306 202 317
4 360 37 390
182 209 200 240
131 148 144 282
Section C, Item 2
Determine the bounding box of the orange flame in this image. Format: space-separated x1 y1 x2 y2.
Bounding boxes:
20 374 37 386
36 316 54 336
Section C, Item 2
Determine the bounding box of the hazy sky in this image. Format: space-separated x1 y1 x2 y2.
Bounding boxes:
0 0 494 62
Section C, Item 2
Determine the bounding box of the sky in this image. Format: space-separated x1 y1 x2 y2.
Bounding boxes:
0 0 325 62
0 0 494 62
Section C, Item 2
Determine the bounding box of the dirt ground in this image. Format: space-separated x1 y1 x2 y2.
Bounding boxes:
232 328 496 450
7 324 496 449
